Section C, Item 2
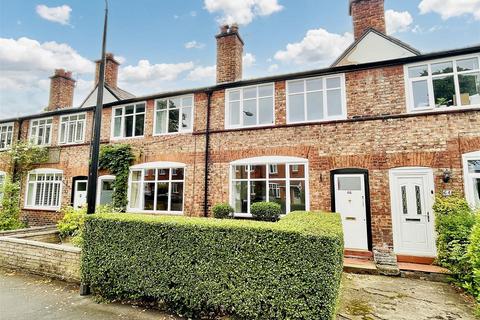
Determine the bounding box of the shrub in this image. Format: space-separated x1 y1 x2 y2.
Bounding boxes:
212 203 234 219
0 178 25 231
82 211 344 319
467 212 480 305
250 201 282 222
57 206 86 238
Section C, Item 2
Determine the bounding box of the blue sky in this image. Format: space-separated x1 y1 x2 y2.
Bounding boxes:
0 0 479 118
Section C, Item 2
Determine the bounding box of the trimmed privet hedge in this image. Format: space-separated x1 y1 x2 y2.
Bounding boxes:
82 211 344 319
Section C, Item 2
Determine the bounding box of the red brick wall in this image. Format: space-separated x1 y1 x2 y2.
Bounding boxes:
216 25 243 83
47 69 75 111
351 0 386 39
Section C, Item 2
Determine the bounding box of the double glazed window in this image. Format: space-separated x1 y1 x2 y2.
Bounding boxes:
59 113 86 144
154 95 193 135
29 118 53 146
230 161 307 215
407 55 480 111
129 165 185 213
226 84 274 128
0 123 13 150
25 170 63 209
112 103 145 138
463 151 480 209
287 75 345 123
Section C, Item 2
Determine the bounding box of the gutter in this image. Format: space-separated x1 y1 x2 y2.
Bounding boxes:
203 91 213 217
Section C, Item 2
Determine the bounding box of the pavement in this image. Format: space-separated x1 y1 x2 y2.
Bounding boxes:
0 269 477 320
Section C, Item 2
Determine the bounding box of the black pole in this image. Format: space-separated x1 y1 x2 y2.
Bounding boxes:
203 91 213 217
86 0 108 215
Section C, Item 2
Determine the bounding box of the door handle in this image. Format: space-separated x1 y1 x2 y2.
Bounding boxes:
345 216 356 221
427 212 430 222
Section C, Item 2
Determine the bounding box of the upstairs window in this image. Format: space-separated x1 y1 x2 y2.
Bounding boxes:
154 95 193 135
0 123 14 150
29 118 53 146
287 75 346 123
226 84 274 129
25 169 63 210
59 113 86 145
112 103 145 139
406 55 480 111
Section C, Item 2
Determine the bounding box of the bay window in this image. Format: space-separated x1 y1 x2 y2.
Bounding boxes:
29 118 53 146
0 123 14 150
154 95 193 135
225 84 274 128
406 55 480 111
287 75 346 123
128 162 185 214
230 156 308 216
112 103 145 139
25 169 63 210
59 113 86 144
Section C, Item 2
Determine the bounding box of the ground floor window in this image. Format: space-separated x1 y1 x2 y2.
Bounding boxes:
230 156 308 216
128 162 185 214
96 175 115 206
463 151 480 208
25 169 63 210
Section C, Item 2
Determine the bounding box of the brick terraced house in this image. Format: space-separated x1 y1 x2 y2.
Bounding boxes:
0 0 479 263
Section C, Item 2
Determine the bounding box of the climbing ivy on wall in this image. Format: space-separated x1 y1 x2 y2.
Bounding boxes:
98 144 135 211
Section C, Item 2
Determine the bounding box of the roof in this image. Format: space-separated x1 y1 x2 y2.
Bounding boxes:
79 83 135 108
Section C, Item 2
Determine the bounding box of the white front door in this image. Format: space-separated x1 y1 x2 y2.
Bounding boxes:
389 168 436 257
73 180 88 209
334 174 369 250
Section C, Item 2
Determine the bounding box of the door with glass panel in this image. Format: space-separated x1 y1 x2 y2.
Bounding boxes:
389 168 436 256
73 180 87 209
98 177 115 206
463 152 480 209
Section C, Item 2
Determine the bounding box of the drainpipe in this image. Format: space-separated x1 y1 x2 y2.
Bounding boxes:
203 91 213 217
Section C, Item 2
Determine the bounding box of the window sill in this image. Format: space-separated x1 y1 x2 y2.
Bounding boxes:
23 207 61 212
225 123 276 131
287 116 347 125
126 209 183 216
408 104 480 114
110 135 145 141
152 131 193 137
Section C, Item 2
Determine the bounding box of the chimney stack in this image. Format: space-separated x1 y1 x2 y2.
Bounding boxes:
350 0 386 40
47 69 75 111
95 52 120 88
215 24 244 84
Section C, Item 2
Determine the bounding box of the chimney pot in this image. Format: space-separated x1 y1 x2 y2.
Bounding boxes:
230 23 239 33
220 24 229 34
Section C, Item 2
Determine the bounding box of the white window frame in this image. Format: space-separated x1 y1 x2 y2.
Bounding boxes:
229 156 309 218
0 122 14 150
463 150 480 209
58 113 86 145
96 175 116 206
286 74 347 124
111 102 146 140
405 54 480 113
153 94 195 136
225 83 275 129
127 161 186 215
24 168 63 211
29 117 53 146
0 171 6 204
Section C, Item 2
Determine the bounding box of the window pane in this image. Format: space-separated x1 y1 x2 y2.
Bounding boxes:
115 108 123 116
229 101 240 126
306 91 323 121
129 183 141 209
415 185 422 215
136 104 145 113
182 96 193 107
234 181 248 213
145 169 155 181
170 98 181 109
68 122 75 142
288 80 304 94
326 77 341 89
243 87 256 99
269 180 287 214
234 165 248 179
327 89 342 116
288 94 305 122
168 109 180 133
401 186 407 214
473 178 480 207
114 117 122 137
155 110 167 134
27 183 35 206
338 177 361 190
433 75 456 107
290 164 305 178
251 165 267 179
170 182 183 211
143 182 155 211
458 73 480 106
157 169 170 180
131 170 142 181
156 182 169 211
258 97 273 125
243 99 257 126
156 100 167 110
412 80 430 108
250 181 267 205
431 61 453 75
468 160 480 173
408 65 428 78
290 180 306 211
171 168 184 180
76 122 84 141
125 115 134 137
229 90 240 101
135 114 144 136
457 58 479 72
44 126 51 144
77 182 87 191
258 84 273 97
60 123 66 143
181 107 193 130
125 105 134 114
268 164 286 179
306 78 322 91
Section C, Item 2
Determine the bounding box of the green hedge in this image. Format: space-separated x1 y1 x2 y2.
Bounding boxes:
82 211 344 319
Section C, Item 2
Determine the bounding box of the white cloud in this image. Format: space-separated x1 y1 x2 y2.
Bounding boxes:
186 65 216 81
185 40 205 49
268 64 278 72
385 9 413 34
120 60 194 85
243 53 256 67
204 0 283 25
36 4 72 25
274 28 353 66
419 0 480 20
